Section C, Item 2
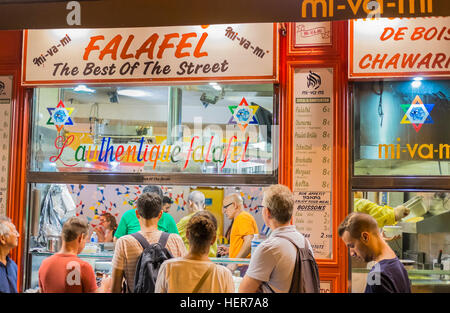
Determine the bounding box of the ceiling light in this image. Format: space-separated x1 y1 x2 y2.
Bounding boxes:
411 81 421 88
73 85 96 93
117 89 150 97
209 82 222 91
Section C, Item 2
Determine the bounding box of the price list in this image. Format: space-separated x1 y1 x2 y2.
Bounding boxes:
0 76 12 216
292 68 333 259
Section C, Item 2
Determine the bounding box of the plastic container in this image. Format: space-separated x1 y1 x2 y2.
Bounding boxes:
401 196 427 221
251 234 264 256
382 225 402 237
90 231 98 243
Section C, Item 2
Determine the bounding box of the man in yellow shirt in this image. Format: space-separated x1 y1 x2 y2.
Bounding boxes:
222 193 258 272
177 191 218 257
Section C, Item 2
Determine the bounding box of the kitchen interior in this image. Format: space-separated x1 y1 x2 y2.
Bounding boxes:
351 191 450 293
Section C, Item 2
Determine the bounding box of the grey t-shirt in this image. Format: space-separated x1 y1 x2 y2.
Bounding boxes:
245 225 313 293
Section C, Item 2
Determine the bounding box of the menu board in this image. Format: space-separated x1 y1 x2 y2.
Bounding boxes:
0 76 12 216
292 68 333 259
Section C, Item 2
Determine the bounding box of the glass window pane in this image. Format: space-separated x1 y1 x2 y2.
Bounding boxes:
30 84 276 174
353 80 450 176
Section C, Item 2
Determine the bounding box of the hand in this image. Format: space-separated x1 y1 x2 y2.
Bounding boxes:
227 263 238 273
394 205 410 221
217 245 229 256
97 274 112 293
382 231 401 242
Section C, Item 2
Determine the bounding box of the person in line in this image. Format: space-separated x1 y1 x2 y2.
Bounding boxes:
177 191 218 257
338 212 411 293
155 211 234 293
114 185 179 241
0 216 19 293
354 192 409 228
94 213 117 243
38 216 109 293
111 192 186 293
221 193 258 272
162 196 173 213
239 184 316 293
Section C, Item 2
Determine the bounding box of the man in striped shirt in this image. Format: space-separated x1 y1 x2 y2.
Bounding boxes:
110 192 186 293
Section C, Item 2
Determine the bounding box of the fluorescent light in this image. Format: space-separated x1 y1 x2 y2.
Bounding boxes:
209 82 222 91
411 81 422 88
413 77 423 81
117 89 150 97
73 85 96 93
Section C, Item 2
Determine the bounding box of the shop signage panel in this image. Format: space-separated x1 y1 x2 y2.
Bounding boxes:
0 75 12 215
292 68 333 260
1 0 448 30
22 24 277 85
350 17 450 78
294 22 332 47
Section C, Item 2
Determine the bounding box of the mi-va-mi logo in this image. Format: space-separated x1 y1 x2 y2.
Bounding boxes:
400 95 434 132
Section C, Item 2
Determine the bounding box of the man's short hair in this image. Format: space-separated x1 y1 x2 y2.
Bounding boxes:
62 216 89 242
0 216 12 237
338 212 379 239
136 192 162 219
262 184 294 224
162 196 173 205
142 185 163 200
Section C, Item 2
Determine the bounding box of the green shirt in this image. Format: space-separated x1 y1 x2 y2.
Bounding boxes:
114 209 179 239
176 212 218 257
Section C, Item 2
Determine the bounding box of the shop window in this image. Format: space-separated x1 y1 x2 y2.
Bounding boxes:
353 80 450 176
350 191 450 293
30 84 276 175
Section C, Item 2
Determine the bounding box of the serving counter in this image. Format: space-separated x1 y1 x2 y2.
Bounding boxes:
28 247 250 292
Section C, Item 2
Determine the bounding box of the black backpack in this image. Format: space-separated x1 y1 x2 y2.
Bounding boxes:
131 232 173 293
261 234 320 293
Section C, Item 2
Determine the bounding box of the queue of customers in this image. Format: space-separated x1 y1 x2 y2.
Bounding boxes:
0 183 412 293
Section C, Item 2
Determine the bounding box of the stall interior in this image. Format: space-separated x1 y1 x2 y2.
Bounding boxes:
26 183 269 291
350 191 450 293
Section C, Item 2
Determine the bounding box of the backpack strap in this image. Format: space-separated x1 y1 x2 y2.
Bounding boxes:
131 232 151 250
192 265 214 293
158 231 170 249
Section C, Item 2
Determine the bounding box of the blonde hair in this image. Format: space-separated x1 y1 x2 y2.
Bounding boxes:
262 184 294 223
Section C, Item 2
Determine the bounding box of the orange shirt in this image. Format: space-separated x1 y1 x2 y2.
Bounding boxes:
229 211 258 258
38 253 97 293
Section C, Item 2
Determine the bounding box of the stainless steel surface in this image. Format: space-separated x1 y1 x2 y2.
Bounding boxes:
46 236 61 253
167 86 182 145
399 211 450 234
30 188 40 237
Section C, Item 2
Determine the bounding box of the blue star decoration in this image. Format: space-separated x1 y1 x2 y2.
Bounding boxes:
400 95 434 132
47 100 74 131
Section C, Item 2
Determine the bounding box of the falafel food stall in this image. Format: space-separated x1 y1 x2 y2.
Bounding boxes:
21 24 279 290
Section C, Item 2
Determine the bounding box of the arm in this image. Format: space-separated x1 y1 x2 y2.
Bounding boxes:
239 275 263 293
354 198 396 228
234 235 253 258
154 262 168 293
111 268 124 293
227 235 253 271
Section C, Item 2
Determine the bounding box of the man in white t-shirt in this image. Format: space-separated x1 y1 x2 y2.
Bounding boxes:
239 184 314 293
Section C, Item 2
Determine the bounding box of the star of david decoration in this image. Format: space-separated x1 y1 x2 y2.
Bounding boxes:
47 100 75 132
400 95 434 132
228 97 259 132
